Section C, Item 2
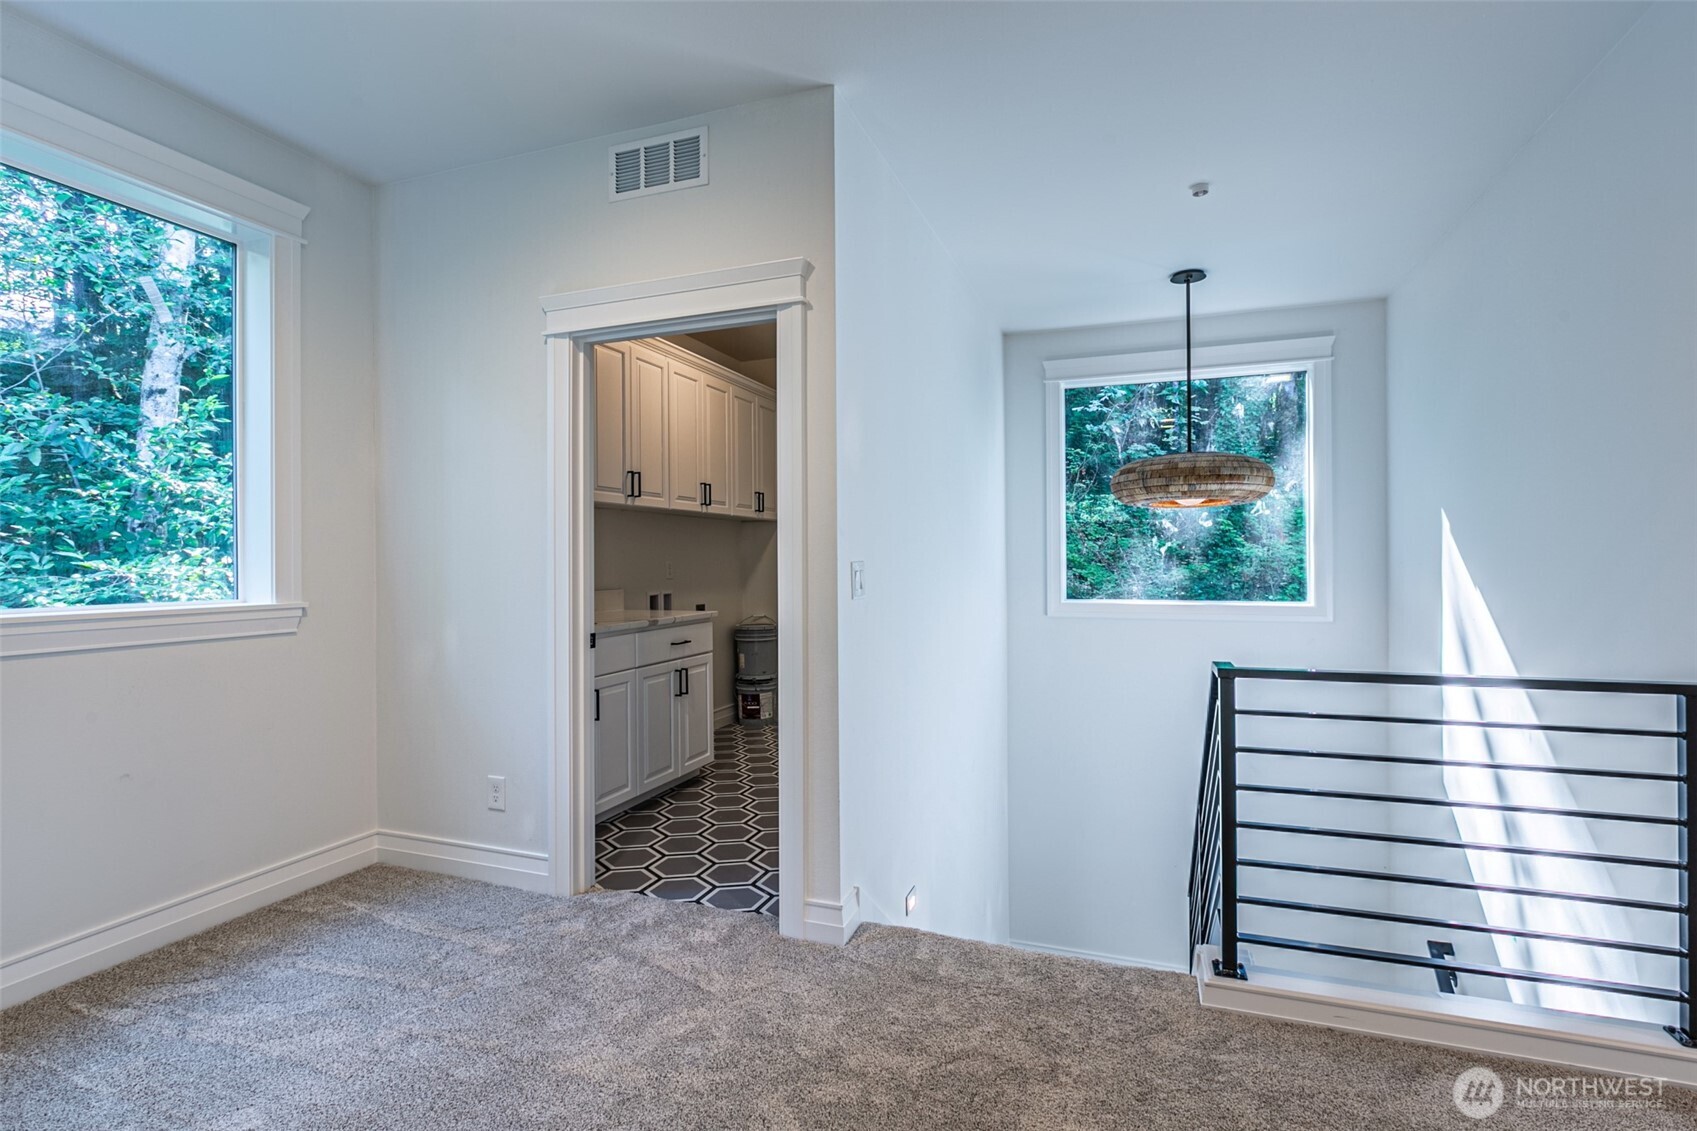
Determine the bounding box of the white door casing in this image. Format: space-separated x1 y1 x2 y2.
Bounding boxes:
543 259 817 944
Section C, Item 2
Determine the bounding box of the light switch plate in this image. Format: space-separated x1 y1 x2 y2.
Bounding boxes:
850 560 866 599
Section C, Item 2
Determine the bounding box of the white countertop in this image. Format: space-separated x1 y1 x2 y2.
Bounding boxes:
593 609 717 638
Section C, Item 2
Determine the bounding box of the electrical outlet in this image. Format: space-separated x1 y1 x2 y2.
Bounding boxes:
487 775 506 811
665 560 674 580
904 885 917 917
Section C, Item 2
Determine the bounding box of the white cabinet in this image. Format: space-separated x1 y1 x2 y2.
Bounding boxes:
592 624 715 817
593 670 637 812
593 341 670 509
596 338 775 522
627 344 669 509
730 385 758 517
754 396 777 518
636 664 678 789
593 343 631 506
667 358 705 508
677 654 714 772
700 372 733 514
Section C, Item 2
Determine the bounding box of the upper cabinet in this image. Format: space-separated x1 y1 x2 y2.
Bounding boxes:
595 338 775 522
754 396 777 518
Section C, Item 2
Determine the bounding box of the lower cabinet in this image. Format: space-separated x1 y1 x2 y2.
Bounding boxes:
594 639 714 818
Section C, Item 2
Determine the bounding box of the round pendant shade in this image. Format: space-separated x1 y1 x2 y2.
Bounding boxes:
1110 451 1275 509
1109 267 1277 510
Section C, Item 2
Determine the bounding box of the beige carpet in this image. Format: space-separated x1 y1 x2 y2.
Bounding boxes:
2 866 1690 1130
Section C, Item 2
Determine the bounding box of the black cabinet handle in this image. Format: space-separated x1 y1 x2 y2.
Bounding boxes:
675 669 684 697
594 688 600 722
633 470 642 498
683 667 690 695
755 490 765 513
671 638 692 646
625 470 634 498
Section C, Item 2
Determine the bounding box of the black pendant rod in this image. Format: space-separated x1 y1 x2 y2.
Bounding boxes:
1169 268 1206 454
1184 278 1194 453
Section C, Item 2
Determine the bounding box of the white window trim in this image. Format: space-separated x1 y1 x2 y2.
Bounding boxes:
0 81 307 657
1042 334 1335 622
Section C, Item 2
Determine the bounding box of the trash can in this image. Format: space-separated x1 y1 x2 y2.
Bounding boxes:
734 618 777 682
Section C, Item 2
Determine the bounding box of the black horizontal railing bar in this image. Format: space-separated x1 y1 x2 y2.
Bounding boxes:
1237 896 1686 959
1238 820 1681 870
1237 933 1688 1004
1237 857 1686 913
1217 664 1697 699
1236 745 1680 783
1236 708 1682 740
1237 783 1682 826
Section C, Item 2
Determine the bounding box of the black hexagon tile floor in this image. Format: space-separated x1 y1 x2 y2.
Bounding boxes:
595 722 778 917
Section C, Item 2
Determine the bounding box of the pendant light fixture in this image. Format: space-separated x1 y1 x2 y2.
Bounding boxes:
1109 269 1275 509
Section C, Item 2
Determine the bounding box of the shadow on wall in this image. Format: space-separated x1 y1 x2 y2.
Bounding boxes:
1439 512 1673 1026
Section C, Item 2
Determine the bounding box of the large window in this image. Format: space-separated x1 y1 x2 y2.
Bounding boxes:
1044 339 1331 618
2 165 237 607
0 85 306 655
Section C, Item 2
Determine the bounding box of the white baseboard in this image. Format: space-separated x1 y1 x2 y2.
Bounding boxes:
715 702 734 729
1194 946 1697 1086
374 830 552 893
802 889 862 946
1009 937 1190 974
0 832 377 1008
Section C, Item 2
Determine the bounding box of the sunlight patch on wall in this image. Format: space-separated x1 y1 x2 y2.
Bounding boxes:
1439 513 1655 1023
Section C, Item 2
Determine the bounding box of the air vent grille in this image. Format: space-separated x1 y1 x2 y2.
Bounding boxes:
609 128 709 200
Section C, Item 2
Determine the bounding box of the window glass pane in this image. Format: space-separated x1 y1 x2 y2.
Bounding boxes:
1 163 236 608
1064 371 1308 602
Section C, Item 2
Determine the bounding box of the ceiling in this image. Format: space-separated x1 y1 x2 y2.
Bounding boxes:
7 2 1645 329
685 326 777 364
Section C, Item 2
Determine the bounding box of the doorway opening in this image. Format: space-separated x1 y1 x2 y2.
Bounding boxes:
589 324 780 916
543 258 811 942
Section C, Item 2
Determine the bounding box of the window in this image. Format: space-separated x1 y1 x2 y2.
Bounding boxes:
2 164 238 606
1044 337 1332 619
0 84 306 655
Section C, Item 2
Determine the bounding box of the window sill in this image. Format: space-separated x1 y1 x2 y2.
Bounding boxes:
1047 598 1332 623
0 601 306 658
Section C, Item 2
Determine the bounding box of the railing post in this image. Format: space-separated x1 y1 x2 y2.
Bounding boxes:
1671 691 1694 1048
1214 662 1246 980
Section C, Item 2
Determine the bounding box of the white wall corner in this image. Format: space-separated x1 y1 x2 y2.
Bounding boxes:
373 830 553 893
0 834 377 1008
802 888 862 946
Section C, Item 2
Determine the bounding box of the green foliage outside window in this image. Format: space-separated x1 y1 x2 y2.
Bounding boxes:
1064 372 1309 602
1 163 236 609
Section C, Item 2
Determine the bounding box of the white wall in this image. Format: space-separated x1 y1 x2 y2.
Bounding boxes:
1003 299 1389 968
594 507 776 714
0 16 379 960
376 89 841 900
1387 3 1696 686
833 103 1009 941
1384 5 1694 1023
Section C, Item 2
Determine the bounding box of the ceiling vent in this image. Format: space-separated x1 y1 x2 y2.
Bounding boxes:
609 128 709 201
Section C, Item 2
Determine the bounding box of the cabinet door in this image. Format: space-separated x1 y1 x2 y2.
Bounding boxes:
593 343 630 506
700 373 733 513
627 345 669 509
667 360 705 509
637 663 681 788
754 394 777 520
593 670 637 813
677 654 715 772
730 386 758 516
